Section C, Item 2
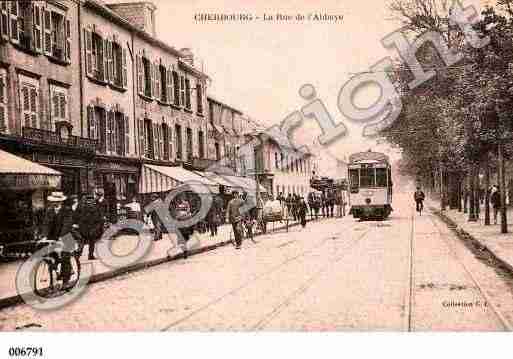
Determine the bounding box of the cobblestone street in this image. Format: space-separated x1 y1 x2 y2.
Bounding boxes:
2 193 513 331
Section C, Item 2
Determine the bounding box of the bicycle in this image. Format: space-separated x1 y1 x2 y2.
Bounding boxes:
33 235 82 298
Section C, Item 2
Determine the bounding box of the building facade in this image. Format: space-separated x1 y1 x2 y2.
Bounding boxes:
0 0 94 196
0 0 266 204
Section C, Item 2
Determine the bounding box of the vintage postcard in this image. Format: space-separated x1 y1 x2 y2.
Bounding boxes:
1 0 513 351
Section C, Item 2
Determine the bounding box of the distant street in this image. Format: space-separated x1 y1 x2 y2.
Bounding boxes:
2 193 513 331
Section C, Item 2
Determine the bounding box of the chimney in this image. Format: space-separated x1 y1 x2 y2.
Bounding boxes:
106 2 157 37
180 48 194 67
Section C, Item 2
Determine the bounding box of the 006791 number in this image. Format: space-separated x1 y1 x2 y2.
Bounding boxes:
8 347 43 357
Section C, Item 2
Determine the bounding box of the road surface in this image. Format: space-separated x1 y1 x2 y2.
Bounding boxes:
2 193 513 331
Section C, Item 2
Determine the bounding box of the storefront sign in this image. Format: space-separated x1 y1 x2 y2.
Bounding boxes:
0 174 61 190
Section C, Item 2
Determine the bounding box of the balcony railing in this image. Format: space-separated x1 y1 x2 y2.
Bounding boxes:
22 127 97 152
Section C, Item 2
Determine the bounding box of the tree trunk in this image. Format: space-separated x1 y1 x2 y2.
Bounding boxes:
485 154 490 226
469 165 477 222
499 142 508 233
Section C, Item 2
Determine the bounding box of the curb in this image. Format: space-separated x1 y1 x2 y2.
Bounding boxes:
432 208 513 275
0 216 331 311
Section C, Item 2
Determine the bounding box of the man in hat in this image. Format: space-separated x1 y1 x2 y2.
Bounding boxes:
41 192 73 285
79 193 105 260
227 191 244 249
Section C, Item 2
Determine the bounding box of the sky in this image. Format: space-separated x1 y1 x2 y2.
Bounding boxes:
108 0 491 177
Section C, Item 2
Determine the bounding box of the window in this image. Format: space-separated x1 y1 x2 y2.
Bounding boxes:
175 124 182 159
1 3 9 41
159 65 167 102
111 41 127 88
215 142 220 161
50 86 67 127
198 130 205 159
196 83 203 114
186 127 193 161
144 119 154 159
94 107 106 153
0 69 7 130
162 123 169 160
20 78 39 129
91 32 104 80
142 57 151 97
180 75 185 107
360 168 375 187
173 71 180 106
274 152 279 169
376 168 388 187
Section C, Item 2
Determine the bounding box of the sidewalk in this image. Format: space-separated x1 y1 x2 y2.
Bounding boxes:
428 199 513 273
0 216 322 309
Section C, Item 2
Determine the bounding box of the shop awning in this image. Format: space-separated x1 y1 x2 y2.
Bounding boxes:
140 164 218 194
194 171 267 194
0 149 61 190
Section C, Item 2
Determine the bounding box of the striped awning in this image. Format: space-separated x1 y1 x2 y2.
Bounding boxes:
140 164 218 194
0 149 61 190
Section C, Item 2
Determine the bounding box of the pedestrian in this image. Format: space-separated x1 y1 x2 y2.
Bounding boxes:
286 193 293 219
277 192 285 205
206 195 220 237
79 193 104 260
227 191 244 250
321 191 328 218
307 192 319 219
68 194 85 253
125 196 142 221
491 185 500 225
174 195 193 258
148 194 163 241
298 196 308 228
41 192 73 285
327 189 336 217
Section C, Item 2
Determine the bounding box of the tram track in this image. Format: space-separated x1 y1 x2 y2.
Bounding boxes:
160 222 374 331
406 207 513 332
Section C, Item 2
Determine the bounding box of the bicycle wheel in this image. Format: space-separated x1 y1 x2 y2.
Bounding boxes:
34 259 55 298
67 254 81 289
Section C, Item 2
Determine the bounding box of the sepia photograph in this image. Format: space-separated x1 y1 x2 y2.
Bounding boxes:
0 0 512 356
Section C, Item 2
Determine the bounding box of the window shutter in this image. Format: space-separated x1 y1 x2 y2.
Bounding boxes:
87 105 96 140
155 62 161 101
149 60 154 98
9 1 19 44
122 47 128 89
153 123 158 159
0 73 6 130
138 118 144 157
185 78 191 109
180 75 185 106
43 8 52 56
60 93 66 120
52 91 59 119
84 28 92 76
136 55 143 95
124 114 129 155
33 3 42 53
21 85 30 127
166 67 173 104
103 39 109 83
0 3 8 40
29 87 38 128
108 110 113 154
168 126 173 160
65 19 71 63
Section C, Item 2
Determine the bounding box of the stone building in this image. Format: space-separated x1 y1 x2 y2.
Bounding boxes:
0 0 91 195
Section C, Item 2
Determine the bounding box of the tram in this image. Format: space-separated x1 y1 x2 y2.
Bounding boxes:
348 150 393 220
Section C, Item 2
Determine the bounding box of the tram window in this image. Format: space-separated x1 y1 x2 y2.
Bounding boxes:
376 168 387 187
349 169 359 187
360 168 375 187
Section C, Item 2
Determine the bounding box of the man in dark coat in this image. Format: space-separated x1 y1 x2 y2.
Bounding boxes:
41 192 73 284
79 193 104 260
491 186 501 225
227 191 244 249
298 197 308 228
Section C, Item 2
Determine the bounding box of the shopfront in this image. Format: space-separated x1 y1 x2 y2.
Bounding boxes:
0 149 61 252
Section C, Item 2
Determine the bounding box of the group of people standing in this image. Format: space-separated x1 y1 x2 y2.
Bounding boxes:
306 190 338 219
